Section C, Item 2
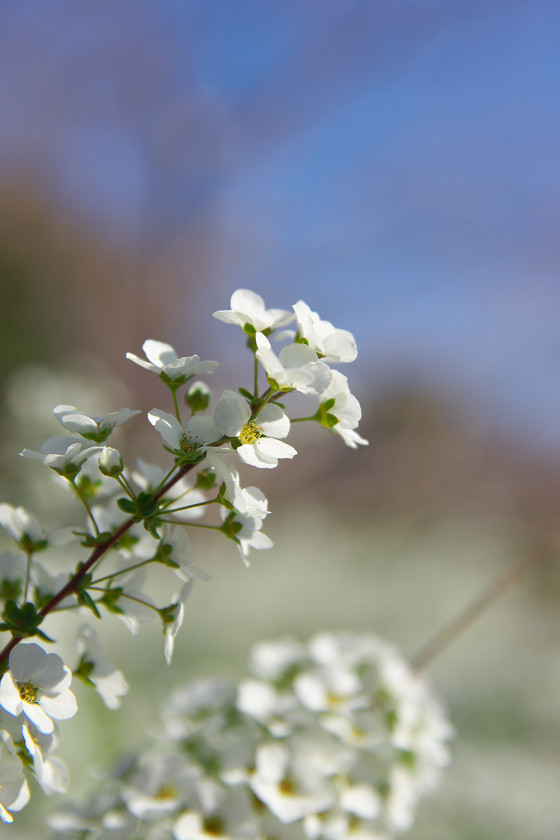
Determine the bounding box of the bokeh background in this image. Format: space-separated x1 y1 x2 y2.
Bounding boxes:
1 2 560 837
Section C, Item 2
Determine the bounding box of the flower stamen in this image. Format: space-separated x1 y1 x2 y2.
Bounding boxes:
17 682 39 704
239 420 263 445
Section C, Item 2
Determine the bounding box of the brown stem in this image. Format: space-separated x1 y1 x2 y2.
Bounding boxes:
0 461 198 666
409 539 557 673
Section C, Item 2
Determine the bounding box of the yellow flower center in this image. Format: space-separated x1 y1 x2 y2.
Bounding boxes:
239 420 263 445
203 817 225 836
18 682 39 704
155 784 177 800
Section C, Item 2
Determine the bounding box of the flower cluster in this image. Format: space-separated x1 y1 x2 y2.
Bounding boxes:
0 290 369 821
48 632 452 840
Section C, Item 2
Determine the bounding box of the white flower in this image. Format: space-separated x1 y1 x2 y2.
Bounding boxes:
127 340 218 381
213 289 294 333
255 333 332 396
75 625 128 710
249 742 334 824
148 408 222 456
224 510 273 565
20 435 102 475
205 451 269 519
213 390 296 469
53 405 140 441
0 734 30 822
293 300 358 363
318 370 368 449
166 529 210 583
0 503 44 548
0 643 77 735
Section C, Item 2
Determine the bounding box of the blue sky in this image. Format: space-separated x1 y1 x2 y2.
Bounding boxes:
1 1 559 448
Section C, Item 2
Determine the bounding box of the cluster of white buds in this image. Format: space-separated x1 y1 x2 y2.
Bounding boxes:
48 632 452 840
0 290 371 821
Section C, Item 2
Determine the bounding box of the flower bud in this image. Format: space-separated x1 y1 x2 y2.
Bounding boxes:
98 447 123 478
184 381 211 414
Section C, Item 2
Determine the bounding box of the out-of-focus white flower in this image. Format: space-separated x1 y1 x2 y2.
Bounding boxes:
0 643 77 735
0 734 30 822
0 504 44 549
52 405 140 442
255 333 332 396
20 436 102 476
249 742 334 824
293 300 358 363
75 625 128 710
214 390 296 469
213 289 294 333
318 370 369 449
126 340 218 382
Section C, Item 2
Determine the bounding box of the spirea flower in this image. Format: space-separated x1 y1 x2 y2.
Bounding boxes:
126 340 218 382
0 735 30 822
317 370 369 449
213 390 296 469
255 333 332 396
53 405 140 443
213 289 294 334
49 632 452 840
0 643 77 735
0 503 45 551
293 300 358 363
20 436 102 477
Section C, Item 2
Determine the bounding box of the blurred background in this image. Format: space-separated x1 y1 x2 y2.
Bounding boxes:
1 2 560 837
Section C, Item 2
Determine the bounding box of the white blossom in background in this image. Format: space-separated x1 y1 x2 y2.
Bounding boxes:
52 405 140 441
74 625 128 710
0 643 77 735
163 581 193 665
213 390 296 469
20 436 102 474
213 289 295 333
292 300 358 363
255 332 332 396
126 340 218 381
48 633 452 840
0 503 44 547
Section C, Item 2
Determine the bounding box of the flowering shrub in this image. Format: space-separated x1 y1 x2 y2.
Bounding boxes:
0 288 450 834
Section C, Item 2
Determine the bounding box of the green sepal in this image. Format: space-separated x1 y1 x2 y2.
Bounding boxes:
0 578 22 603
76 474 103 500
13 739 33 769
0 600 44 637
217 483 233 510
231 438 242 450
97 587 124 615
159 602 180 627
73 654 96 687
238 387 254 401
76 530 114 549
159 371 193 389
18 535 48 554
78 427 112 443
219 513 243 540
195 469 217 490
153 543 177 567
315 400 339 429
